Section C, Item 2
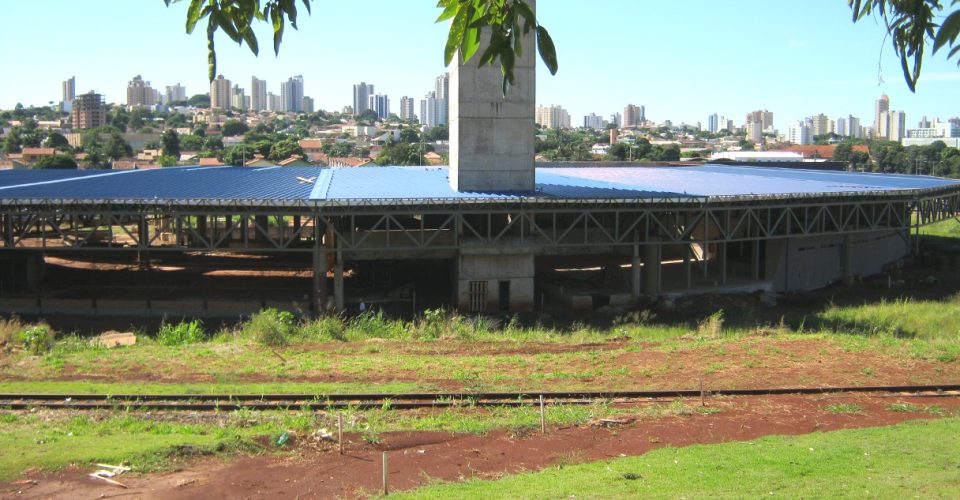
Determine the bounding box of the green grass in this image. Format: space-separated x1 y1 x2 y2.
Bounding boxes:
396 418 960 499
0 414 261 481
817 296 960 340
0 380 427 395
0 403 625 481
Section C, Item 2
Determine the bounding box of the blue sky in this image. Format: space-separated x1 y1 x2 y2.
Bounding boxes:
1 0 958 131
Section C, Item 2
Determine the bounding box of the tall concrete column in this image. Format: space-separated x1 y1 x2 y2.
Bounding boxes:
684 243 692 288
333 246 344 311
631 236 641 298
448 0 536 192
643 240 661 295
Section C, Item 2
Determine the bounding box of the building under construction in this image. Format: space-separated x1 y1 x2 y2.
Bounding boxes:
2 1 960 318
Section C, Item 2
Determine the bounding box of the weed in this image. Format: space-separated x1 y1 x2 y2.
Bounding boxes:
887 403 921 413
705 362 726 375
860 367 876 377
696 406 722 415
823 403 863 414
157 320 206 346
698 310 724 338
18 324 55 355
243 309 297 347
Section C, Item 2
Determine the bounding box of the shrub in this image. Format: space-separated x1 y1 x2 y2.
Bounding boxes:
243 308 297 347
0 316 27 345
156 319 207 346
301 316 346 341
18 324 55 355
347 310 406 340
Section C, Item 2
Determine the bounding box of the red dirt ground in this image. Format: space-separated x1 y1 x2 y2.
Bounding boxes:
3 393 957 499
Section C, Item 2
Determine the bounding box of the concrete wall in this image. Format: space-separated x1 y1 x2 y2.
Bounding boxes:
457 253 534 312
766 229 909 291
448 0 536 192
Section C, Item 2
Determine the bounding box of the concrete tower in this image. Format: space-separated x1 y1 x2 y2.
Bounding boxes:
448 0 536 192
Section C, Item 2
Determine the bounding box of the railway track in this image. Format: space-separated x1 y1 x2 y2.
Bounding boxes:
1 384 958 411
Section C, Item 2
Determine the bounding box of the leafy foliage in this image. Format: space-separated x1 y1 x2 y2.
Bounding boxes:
157 320 207 345
18 325 55 355
33 154 78 170
164 0 311 81
850 0 960 91
437 0 557 94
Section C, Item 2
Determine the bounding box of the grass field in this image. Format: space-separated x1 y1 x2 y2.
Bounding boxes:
397 418 960 499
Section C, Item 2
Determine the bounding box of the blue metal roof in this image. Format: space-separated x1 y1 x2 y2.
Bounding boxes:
0 164 957 204
0 166 323 201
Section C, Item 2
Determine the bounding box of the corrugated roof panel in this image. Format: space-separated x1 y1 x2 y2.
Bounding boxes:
1 164 957 203
318 166 524 200
0 166 324 200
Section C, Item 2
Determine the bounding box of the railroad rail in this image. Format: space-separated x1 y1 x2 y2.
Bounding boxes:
1 384 958 411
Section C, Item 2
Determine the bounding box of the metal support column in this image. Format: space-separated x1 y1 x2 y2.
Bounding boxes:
631 233 641 298
684 243 692 288
137 215 149 269
718 241 727 285
643 239 661 295
312 240 327 316
751 239 761 281
255 215 269 242
842 233 854 284
2 214 12 248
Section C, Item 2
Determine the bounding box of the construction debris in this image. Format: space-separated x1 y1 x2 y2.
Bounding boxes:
89 463 131 488
92 332 137 348
314 428 335 442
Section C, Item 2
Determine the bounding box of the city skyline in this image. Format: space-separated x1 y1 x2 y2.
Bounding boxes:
1 1 958 131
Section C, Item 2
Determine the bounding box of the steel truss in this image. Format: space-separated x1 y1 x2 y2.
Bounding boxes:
2 188 960 256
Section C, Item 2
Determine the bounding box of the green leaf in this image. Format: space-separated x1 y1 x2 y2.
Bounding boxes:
436 1 459 23
460 27 481 63
207 20 217 82
536 25 558 75
185 0 205 34
933 10 960 52
444 5 470 66
213 11 243 44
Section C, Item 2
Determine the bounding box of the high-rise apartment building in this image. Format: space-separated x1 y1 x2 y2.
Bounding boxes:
368 94 389 120
420 92 448 128
808 113 831 138
165 83 186 104
536 105 571 129
61 76 75 108
435 73 449 124
126 75 156 108
887 110 906 142
745 109 773 130
231 85 247 111
302 96 314 113
788 121 811 145
583 113 605 130
210 74 232 110
281 75 304 113
874 94 890 139
706 113 718 133
352 82 374 115
251 77 267 111
267 92 283 112
746 122 763 143
71 92 107 129
623 104 644 128
399 96 416 122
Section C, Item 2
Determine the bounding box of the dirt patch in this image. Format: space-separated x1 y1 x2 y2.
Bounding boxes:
5 393 957 499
